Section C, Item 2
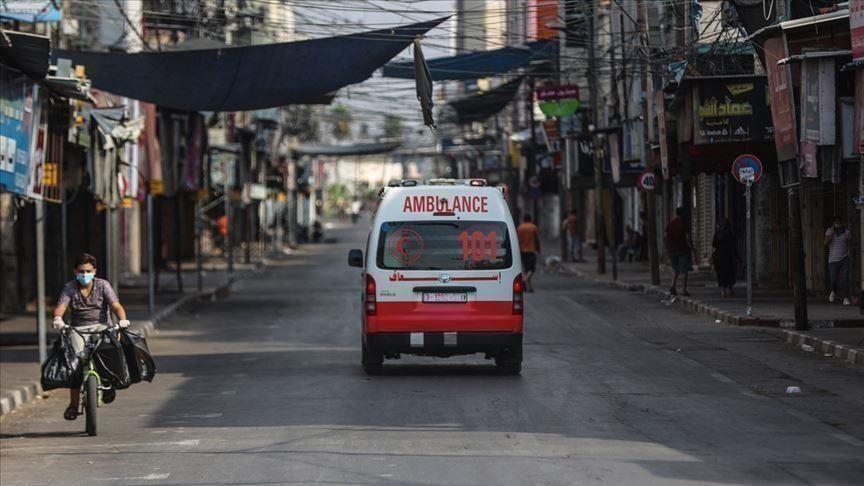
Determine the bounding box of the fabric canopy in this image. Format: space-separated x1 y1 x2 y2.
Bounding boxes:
0 30 50 78
52 18 446 112
382 40 555 81
448 77 523 123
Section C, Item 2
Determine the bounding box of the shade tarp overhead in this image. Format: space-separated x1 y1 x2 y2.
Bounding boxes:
294 142 401 156
52 18 446 112
382 40 555 81
448 77 523 123
0 30 50 78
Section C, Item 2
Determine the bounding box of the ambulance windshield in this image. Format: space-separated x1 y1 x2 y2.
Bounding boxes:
377 221 512 270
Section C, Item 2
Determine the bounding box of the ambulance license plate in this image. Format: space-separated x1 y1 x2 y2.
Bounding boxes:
423 292 468 303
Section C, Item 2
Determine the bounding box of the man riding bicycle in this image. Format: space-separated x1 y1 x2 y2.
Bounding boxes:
52 253 130 421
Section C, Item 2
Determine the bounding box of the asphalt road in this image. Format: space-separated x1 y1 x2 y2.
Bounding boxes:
2 223 863 486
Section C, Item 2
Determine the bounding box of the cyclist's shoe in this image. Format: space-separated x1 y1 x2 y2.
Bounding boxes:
102 387 116 404
63 406 79 421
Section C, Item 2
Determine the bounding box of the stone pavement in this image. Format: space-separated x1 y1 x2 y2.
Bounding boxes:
545 245 864 365
0 257 262 417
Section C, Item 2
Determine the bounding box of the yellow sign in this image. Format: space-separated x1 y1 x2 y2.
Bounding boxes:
726 83 754 96
150 180 164 195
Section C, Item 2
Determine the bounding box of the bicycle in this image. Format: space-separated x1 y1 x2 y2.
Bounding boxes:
65 325 121 437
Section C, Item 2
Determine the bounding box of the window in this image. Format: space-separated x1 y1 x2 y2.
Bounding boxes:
377 221 512 271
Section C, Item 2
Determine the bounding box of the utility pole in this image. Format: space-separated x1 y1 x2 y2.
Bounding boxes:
36 200 47 364
788 185 808 329
639 0 660 286
589 1 605 274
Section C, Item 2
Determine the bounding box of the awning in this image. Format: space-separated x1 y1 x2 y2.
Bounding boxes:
294 142 401 157
42 76 92 101
744 7 849 42
0 1 61 23
0 30 49 78
382 40 555 81
52 18 446 112
778 49 852 64
448 77 523 123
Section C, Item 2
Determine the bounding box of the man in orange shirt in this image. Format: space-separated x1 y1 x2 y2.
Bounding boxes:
517 214 541 292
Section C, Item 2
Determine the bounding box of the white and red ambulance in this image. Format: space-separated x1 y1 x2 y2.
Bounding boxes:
348 179 524 374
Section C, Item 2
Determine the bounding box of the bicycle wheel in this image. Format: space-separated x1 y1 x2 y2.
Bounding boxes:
85 375 98 437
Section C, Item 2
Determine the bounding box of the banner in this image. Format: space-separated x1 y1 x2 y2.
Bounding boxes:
800 59 835 144
763 34 798 161
693 77 773 145
0 72 40 196
852 0 864 62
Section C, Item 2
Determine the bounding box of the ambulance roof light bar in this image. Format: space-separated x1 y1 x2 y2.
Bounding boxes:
426 178 487 186
386 179 419 187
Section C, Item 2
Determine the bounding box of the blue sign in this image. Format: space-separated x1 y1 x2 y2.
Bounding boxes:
731 154 762 184
0 71 39 195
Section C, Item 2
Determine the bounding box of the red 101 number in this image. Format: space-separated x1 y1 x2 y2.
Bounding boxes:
458 231 498 261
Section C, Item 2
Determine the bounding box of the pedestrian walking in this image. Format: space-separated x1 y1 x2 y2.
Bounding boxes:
561 209 583 262
351 199 363 224
52 253 130 421
824 215 852 306
712 218 738 297
517 214 541 292
664 207 694 297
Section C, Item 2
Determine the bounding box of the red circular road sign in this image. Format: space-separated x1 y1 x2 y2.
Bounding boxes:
731 154 763 184
636 171 656 192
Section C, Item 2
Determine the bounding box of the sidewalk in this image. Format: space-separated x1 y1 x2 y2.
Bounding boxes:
0 257 261 417
547 244 864 365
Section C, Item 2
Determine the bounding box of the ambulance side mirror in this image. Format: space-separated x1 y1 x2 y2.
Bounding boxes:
348 249 363 267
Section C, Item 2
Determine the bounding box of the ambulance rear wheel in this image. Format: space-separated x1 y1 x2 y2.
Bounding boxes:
495 347 522 375
362 342 384 375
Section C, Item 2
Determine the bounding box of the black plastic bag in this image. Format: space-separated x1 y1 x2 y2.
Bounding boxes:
93 331 131 389
41 334 82 391
120 329 156 383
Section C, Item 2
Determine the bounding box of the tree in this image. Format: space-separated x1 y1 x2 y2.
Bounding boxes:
383 114 404 139
282 105 319 142
330 104 352 140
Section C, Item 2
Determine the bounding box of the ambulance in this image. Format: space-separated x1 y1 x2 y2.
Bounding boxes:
348 179 524 374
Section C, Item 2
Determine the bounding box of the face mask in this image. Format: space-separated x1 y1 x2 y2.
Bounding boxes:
76 273 95 285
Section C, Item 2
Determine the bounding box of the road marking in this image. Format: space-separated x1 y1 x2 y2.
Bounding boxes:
709 372 735 384
784 408 818 424
221 390 237 395
663 350 700 367
1 439 199 453
182 413 222 419
619 331 637 339
559 296 611 327
98 473 170 481
831 433 864 447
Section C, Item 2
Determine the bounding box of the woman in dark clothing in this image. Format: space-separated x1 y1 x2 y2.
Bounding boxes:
712 219 738 297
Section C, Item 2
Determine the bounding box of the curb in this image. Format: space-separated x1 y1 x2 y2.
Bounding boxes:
559 265 858 329
0 283 232 419
782 330 863 365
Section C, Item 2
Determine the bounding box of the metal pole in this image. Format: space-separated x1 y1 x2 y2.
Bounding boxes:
36 200 47 364
746 180 753 316
146 193 155 316
195 199 203 292
788 185 809 330
60 192 67 281
589 4 605 274
225 179 234 275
